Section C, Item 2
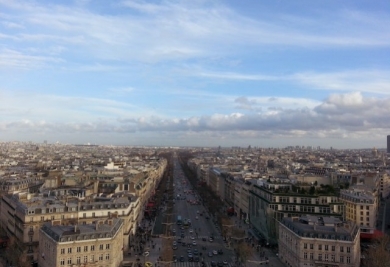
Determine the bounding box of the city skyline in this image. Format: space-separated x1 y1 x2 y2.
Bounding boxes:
1 0 390 148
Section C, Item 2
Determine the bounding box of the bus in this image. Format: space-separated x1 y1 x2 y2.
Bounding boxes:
177 215 182 225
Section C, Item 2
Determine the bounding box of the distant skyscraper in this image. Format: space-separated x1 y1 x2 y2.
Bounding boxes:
387 135 390 153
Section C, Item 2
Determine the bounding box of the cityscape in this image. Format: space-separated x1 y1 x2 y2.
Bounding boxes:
0 140 389 267
1 1 390 267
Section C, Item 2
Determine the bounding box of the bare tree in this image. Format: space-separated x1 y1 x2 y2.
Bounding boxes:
365 235 390 267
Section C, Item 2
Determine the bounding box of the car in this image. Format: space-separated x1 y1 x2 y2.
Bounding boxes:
173 241 177 246
180 256 185 262
188 253 193 257
217 249 223 255
182 242 186 247
210 261 217 267
205 216 209 220
181 234 185 238
192 241 197 246
213 250 218 255
209 238 214 242
223 260 228 265
193 249 199 255
190 236 195 240
196 216 199 219
188 256 194 262
202 246 207 250
194 256 200 262
172 246 177 250
189 229 193 233
172 229 176 233
202 237 207 241
177 238 181 243
187 248 192 253
208 252 213 257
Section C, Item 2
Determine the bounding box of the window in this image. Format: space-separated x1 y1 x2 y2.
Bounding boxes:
304 252 307 259
331 255 335 262
318 254 322 261
68 248 72 253
310 253 314 260
347 256 351 263
340 246 344 252
106 244 110 250
340 256 344 263
91 245 95 251
318 244 322 250
347 247 351 253
105 253 110 260
304 243 307 249
310 244 314 249
325 245 328 251
83 213 86 218
41 216 44 222
67 258 72 265
331 246 335 252
77 247 81 253
84 246 88 252
366 211 369 215
91 255 95 262
60 258 65 266
77 257 81 264
99 254 103 261
92 212 95 218
84 256 88 263
99 244 104 250
325 254 329 261
60 248 65 254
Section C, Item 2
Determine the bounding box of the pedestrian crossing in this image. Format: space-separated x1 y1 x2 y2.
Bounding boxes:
175 235 222 241
170 262 234 267
123 261 236 267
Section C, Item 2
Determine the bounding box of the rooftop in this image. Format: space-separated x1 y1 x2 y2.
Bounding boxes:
281 216 359 241
40 218 123 242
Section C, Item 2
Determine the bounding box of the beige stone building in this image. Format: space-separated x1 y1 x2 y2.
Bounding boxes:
339 186 378 238
279 216 360 267
0 191 139 264
38 218 123 267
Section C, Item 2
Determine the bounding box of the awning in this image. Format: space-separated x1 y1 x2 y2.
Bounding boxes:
360 229 384 239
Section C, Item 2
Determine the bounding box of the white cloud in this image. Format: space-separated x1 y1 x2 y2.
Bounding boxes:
194 69 390 95
1 0 389 70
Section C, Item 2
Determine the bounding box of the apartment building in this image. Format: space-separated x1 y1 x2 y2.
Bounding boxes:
279 216 360 267
0 191 139 263
38 218 123 267
339 186 378 238
249 178 344 245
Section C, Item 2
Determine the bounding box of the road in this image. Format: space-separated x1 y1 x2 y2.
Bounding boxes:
169 157 233 266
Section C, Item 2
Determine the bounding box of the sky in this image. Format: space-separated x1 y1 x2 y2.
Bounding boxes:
1 0 390 149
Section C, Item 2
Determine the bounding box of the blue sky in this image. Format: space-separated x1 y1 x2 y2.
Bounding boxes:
1 0 390 148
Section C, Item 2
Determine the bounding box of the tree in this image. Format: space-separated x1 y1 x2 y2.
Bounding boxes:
365 235 390 267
